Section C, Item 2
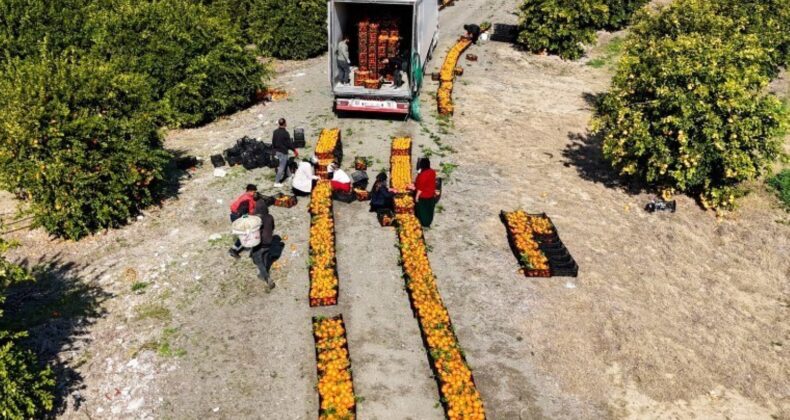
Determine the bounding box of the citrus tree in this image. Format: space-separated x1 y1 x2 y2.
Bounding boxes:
516 0 648 59
0 235 54 419
247 0 327 60
0 53 170 239
87 0 267 127
593 0 787 210
517 0 608 60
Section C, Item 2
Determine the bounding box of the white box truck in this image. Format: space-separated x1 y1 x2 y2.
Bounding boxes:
328 0 439 116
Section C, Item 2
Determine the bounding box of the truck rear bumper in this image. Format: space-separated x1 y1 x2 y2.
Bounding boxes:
335 98 409 115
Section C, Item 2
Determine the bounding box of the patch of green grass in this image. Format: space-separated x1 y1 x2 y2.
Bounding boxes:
131 282 148 293
440 162 459 182
587 36 625 69
346 127 354 137
436 204 444 214
605 36 625 55
587 58 607 68
767 169 790 210
157 338 187 357
140 327 187 358
134 303 171 322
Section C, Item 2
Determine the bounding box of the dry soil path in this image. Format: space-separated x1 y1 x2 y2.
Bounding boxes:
3 0 788 418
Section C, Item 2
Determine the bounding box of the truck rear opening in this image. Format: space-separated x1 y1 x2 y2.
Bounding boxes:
329 0 438 116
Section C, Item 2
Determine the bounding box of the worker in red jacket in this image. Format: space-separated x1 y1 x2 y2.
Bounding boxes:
229 184 259 258
414 158 437 227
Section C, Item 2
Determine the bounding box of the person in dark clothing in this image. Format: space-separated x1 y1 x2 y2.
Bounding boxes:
229 184 259 258
381 54 406 88
414 158 437 228
272 118 299 187
249 199 276 290
369 172 395 213
464 24 481 44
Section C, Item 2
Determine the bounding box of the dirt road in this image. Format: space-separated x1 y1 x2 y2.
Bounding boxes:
2 0 788 418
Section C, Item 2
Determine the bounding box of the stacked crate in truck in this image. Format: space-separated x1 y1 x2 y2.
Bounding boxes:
356 20 370 86
355 19 403 87
368 23 379 78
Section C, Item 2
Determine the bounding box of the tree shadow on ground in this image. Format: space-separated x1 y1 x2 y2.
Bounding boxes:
581 92 604 109
562 130 644 196
158 149 198 203
1 254 111 417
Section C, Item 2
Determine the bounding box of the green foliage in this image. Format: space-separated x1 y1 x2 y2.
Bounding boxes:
625 0 784 78
160 44 267 127
0 0 269 239
517 0 607 60
715 0 790 71
0 53 171 239
200 0 257 36
187 0 331 59
603 0 649 30
247 0 327 60
0 236 55 419
88 0 267 127
593 0 787 210
767 169 790 209
516 0 647 59
0 0 93 64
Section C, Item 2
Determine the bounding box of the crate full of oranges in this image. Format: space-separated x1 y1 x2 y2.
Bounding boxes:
313 315 356 419
273 194 297 208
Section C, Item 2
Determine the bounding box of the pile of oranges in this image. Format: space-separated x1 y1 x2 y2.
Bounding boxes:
394 195 414 213
392 136 411 152
390 137 413 192
391 156 412 192
504 210 549 272
313 316 356 419
526 213 554 236
438 37 472 115
310 181 333 215
316 128 341 169
316 128 340 155
309 181 339 306
394 213 486 420
274 194 297 208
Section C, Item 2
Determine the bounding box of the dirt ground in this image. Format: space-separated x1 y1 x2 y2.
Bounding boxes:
2 0 788 418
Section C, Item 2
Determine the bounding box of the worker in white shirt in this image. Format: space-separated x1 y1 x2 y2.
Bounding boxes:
292 159 319 196
328 162 352 192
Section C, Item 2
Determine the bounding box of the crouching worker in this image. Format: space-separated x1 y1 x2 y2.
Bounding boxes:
250 200 276 290
464 24 481 44
292 159 318 197
228 184 259 258
328 163 352 192
369 172 395 213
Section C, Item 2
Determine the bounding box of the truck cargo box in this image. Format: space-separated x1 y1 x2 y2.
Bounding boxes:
328 0 438 115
